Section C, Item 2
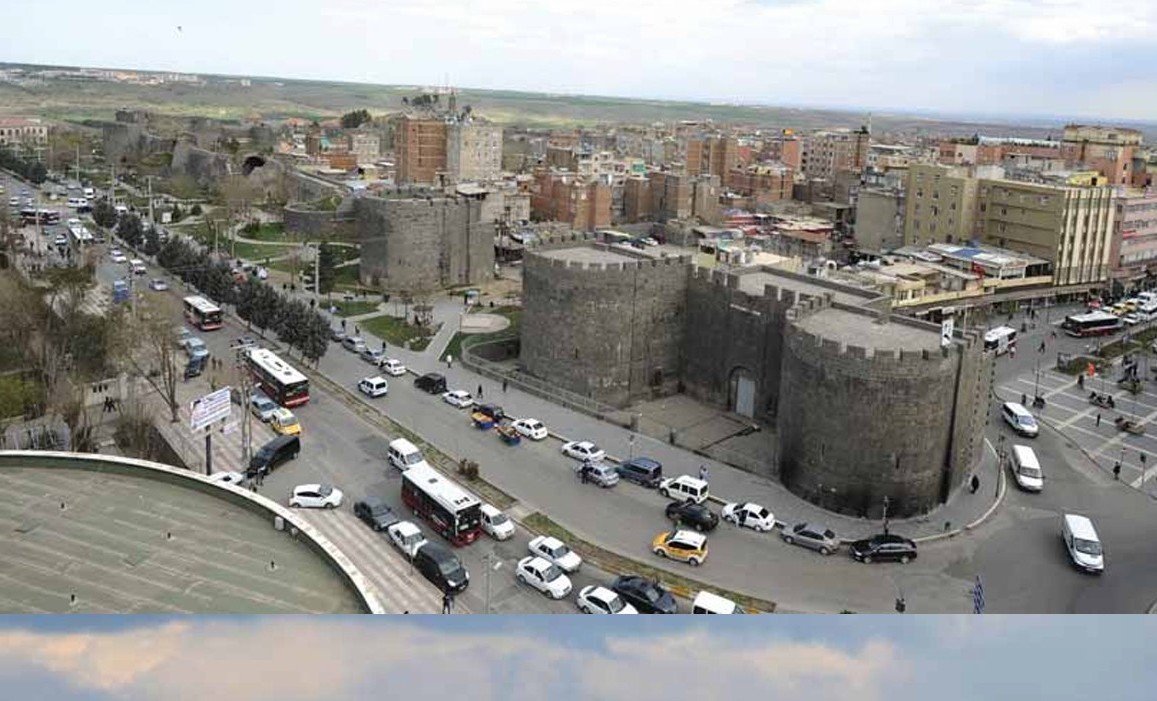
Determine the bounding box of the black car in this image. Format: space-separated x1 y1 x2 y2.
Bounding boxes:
475 403 505 422
353 496 400 531
849 533 918 564
611 574 677 614
414 542 469 593
617 456 662 488
414 372 448 394
665 500 718 532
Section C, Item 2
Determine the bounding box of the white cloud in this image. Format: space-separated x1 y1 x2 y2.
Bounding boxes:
0 621 905 701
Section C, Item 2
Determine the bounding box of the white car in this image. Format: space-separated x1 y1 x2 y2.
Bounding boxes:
480 503 515 540
515 556 573 599
1122 312 1142 326
380 359 407 376
576 585 638 614
561 440 605 462
358 376 389 398
386 520 427 559
527 535 582 573
442 390 474 408
149 278 168 291
511 418 549 441
289 484 344 509
721 502 776 532
110 252 128 264
208 471 246 486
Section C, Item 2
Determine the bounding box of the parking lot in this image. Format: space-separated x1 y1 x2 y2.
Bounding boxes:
999 354 1157 496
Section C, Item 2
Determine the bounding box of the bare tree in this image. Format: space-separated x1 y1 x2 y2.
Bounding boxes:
136 300 182 423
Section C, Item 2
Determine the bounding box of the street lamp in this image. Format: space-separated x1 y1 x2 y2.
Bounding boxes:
484 553 503 614
882 495 891 535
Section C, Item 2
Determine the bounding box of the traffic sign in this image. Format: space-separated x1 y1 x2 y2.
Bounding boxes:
190 387 232 432
972 575 985 614
940 317 955 348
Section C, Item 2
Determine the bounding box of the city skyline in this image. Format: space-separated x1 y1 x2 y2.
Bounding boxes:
0 617 1152 700
2 0 1156 122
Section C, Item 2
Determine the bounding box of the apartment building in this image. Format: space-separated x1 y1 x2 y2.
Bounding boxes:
530 172 612 231
726 163 794 207
446 122 502 183
1110 189 1157 282
348 129 381 166
801 128 869 182
903 164 982 246
685 135 738 178
1062 124 1142 186
0 117 48 147
395 115 448 184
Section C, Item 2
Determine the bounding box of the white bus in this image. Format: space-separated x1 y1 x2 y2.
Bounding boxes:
245 348 310 407
400 462 482 546
182 295 223 331
983 326 1018 355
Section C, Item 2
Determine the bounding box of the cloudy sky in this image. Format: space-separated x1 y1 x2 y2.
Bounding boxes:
2 0 1156 121
0 616 1152 700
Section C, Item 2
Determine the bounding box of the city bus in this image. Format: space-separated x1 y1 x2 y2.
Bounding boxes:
983 326 1018 355
400 462 483 546
245 348 310 408
1062 311 1122 338
182 295 223 331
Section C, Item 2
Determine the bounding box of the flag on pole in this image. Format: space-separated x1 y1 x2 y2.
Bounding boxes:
972 575 985 614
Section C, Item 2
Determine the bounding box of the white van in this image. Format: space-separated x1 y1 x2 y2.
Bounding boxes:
130 259 147 276
1062 514 1104 573
387 438 429 472
658 475 710 504
692 590 745 614
1010 445 1044 492
1001 402 1039 437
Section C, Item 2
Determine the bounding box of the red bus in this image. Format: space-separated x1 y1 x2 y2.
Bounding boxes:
401 463 482 546
1062 311 1122 338
183 295 223 331
245 348 310 407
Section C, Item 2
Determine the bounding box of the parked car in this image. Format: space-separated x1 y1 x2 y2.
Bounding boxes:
330 328 347 342
576 460 620 488
249 393 279 422
658 475 709 504
353 496 399 531
561 440 605 462
148 278 168 291
576 585 637 614
380 358 407 376
1123 312 1142 326
269 407 302 436
474 403 505 422
358 376 389 398
414 372 448 394
387 520 428 559
442 390 474 408
610 574 678 614
413 542 469 593
651 530 708 566
175 327 193 349
110 251 128 263
480 503 514 540
289 483 343 509
666 500 719 532
721 502 776 532
232 336 257 351
208 471 246 487
516 556 572 599
849 533 918 564
185 338 210 361
528 535 582 572
341 336 367 353
617 456 663 488
781 522 841 555
511 418 548 441
360 347 386 365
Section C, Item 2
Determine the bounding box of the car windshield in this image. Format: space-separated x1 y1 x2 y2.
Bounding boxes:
1019 466 1042 478
404 453 423 465
490 513 509 526
543 564 563 581
605 595 624 613
371 503 391 516
550 545 570 558
318 485 333 497
1018 416 1037 427
528 421 542 430
1074 538 1102 556
438 559 462 576
282 417 298 427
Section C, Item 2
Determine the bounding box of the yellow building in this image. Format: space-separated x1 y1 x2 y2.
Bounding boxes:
903 164 980 246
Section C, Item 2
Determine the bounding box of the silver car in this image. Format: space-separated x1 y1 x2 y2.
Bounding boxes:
576 461 620 488
781 522 840 555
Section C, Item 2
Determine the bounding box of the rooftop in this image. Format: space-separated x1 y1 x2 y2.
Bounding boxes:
536 246 640 265
796 307 942 351
0 456 367 613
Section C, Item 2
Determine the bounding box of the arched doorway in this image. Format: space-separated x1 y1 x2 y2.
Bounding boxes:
728 367 757 418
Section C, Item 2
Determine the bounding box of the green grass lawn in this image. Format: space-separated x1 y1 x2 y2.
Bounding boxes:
327 300 379 317
360 314 440 351
240 222 288 242
443 305 522 361
226 240 297 263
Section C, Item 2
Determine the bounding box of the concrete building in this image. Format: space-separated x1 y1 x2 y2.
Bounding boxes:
980 179 1116 286
856 188 906 252
356 191 493 291
520 239 992 518
0 117 48 148
623 175 652 222
348 129 381 165
1062 124 1143 186
1110 189 1157 283
447 122 503 183
726 163 794 207
904 164 982 246
530 171 612 231
763 131 802 171
686 135 739 178
801 128 870 182
394 115 448 184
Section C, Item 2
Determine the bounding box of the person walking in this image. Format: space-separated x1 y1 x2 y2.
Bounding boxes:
1113 461 1121 480
477 384 483 400
340 319 346 332
1096 413 1102 427
502 378 508 393
699 464 708 482
354 325 360 336
442 592 452 614
969 474 980 494
1009 345 1017 359
1039 340 1046 353
580 460 591 484
446 354 453 368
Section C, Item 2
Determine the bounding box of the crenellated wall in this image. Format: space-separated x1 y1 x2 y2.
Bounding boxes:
283 204 356 241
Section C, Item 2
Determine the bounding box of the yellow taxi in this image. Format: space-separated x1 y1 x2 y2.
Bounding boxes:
269 407 302 436
651 529 708 566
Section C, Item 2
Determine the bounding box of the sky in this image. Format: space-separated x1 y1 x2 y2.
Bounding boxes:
0 616 1153 701
3 0 1157 122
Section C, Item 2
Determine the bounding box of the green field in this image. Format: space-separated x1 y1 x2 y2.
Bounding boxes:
359 314 439 352
328 300 379 317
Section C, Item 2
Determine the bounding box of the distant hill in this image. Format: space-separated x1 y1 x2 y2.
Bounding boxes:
2 61 1153 142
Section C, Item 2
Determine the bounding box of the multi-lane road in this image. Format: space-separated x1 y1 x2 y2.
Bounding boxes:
8 167 1157 613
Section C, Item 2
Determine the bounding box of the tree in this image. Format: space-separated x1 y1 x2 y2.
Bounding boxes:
340 109 372 129
137 299 181 423
28 161 47 184
92 198 118 229
142 226 161 256
116 213 144 248
317 242 337 296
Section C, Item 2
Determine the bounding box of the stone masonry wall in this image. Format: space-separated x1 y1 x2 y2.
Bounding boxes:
283 205 356 241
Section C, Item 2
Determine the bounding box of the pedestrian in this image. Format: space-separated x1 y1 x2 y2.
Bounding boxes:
1021 393 1027 406
1010 345 1017 359
969 474 980 494
355 325 360 336
442 592 452 614
382 340 387 352
699 464 708 482
580 460 590 484
477 384 483 399
1078 374 1085 389
340 319 346 332
502 378 508 393
1113 461 1121 480
446 354 453 369
1039 340 1046 353
1096 412 1102 427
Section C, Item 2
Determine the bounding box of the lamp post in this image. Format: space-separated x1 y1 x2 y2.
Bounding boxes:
882 495 891 535
484 552 503 614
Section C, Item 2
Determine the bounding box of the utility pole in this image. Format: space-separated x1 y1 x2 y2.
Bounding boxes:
314 242 321 304
235 345 253 468
147 176 154 226
882 495 891 535
74 143 80 184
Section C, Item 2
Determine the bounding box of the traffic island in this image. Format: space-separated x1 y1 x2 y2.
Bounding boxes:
522 511 777 613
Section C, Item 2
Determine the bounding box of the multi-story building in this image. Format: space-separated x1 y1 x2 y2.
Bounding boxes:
530 171 611 231
726 163 794 207
1062 124 1142 186
0 117 48 148
623 176 652 222
446 122 502 183
904 164 982 246
855 188 906 252
685 135 738 178
347 129 380 166
394 115 448 184
801 128 869 182
981 179 1116 286
763 131 803 171
1110 190 1157 283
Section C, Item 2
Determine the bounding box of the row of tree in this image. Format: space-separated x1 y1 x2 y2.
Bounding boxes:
155 236 331 364
0 147 47 184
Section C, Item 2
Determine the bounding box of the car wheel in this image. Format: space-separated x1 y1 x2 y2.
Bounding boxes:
783 535 794 544
819 546 831 556
694 523 703 532
863 555 872 564
579 603 590 613
517 573 527 585
688 557 701 567
900 555 910 564
290 502 300 508
325 503 336 510
660 488 670 498
653 548 667 558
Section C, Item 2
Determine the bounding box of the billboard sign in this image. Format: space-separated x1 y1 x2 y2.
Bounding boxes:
190 387 232 432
